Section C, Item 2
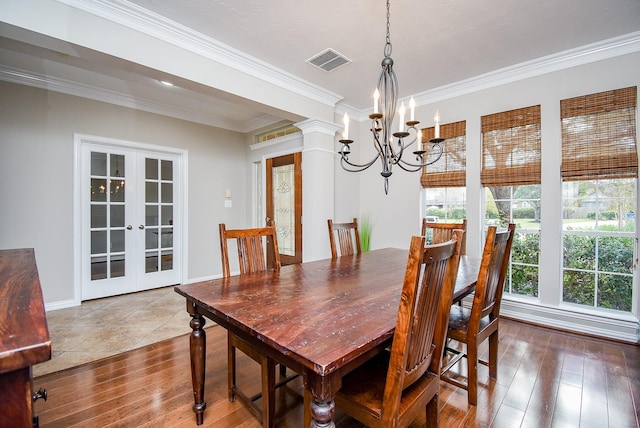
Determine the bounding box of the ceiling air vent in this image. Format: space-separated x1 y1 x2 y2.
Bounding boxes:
306 48 351 72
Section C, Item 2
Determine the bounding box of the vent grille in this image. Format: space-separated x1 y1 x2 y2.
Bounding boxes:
306 49 351 72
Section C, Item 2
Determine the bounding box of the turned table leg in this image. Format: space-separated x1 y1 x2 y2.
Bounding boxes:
309 397 335 428
189 312 206 425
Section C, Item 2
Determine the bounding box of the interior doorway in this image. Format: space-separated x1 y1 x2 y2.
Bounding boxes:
265 152 302 265
76 135 185 301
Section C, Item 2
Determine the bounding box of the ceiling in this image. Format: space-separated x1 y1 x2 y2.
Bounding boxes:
1 0 640 133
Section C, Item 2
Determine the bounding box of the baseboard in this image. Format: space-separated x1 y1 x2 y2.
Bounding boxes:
45 299 78 312
500 298 639 344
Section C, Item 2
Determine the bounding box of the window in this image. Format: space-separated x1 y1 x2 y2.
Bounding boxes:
421 121 467 223
561 87 638 313
485 185 540 297
481 105 541 298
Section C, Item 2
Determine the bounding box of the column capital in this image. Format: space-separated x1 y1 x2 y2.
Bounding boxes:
295 118 341 137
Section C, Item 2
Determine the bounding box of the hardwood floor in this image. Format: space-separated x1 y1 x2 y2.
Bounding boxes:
33 318 639 427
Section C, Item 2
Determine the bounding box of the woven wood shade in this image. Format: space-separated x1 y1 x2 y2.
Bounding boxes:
420 121 466 188
481 105 541 187
561 86 637 181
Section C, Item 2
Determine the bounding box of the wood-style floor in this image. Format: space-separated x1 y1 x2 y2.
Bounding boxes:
33 318 640 428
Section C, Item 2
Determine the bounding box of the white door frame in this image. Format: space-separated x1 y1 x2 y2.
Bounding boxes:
73 133 188 305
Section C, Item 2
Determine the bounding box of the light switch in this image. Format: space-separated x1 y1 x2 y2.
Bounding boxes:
224 200 232 208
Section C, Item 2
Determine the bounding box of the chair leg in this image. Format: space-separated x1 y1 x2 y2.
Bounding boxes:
228 337 237 402
260 356 276 428
488 330 498 379
426 392 439 427
466 338 478 406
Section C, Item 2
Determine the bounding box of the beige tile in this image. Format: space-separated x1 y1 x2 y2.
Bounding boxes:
39 286 191 376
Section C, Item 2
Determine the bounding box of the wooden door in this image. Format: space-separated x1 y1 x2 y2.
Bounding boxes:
266 152 302 265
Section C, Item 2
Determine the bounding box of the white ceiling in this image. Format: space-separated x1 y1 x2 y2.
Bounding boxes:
2 0 640 132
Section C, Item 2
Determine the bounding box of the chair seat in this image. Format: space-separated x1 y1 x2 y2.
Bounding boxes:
440 224 516 406
336 348 439 427
447 305 493 340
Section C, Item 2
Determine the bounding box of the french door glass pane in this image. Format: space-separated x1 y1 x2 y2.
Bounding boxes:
91 152 106 176
111 205 125 228
91 205 106 228
146 205 158 226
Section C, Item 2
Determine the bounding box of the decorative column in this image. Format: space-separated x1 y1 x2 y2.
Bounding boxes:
295 118 341 262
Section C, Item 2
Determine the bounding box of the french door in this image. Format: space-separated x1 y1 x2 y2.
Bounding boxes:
80 140 182 300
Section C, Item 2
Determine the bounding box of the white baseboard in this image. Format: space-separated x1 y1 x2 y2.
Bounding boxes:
45 299 79 312
500 298 639 344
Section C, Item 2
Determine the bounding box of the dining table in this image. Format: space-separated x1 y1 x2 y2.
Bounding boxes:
175 248 480 427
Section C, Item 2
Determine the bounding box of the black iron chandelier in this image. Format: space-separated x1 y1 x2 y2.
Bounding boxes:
338 0 444 194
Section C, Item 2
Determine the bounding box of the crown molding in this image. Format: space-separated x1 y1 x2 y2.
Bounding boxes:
57 0 342 108
413 31 640 106
337 31 640 119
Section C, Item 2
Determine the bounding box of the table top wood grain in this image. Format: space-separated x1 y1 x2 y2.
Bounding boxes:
0 248 51 374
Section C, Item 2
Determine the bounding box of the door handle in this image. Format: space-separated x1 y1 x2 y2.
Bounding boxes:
126 225 133 230
139 225 145 230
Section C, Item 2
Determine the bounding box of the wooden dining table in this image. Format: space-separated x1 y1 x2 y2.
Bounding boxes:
175 248 480 427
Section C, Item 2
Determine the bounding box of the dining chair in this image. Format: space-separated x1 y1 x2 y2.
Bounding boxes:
327 217 361 258
440 223 516 406
330 230 464 428
219 222 296 428
421 218 467 255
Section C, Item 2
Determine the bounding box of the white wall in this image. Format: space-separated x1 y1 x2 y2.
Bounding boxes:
0 81 248 304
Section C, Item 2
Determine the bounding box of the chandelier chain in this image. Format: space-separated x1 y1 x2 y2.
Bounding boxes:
384 0 392 57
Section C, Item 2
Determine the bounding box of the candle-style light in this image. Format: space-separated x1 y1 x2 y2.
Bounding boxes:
410 97 415 121
337 0 444 194
434 109 441 139
373 89 380 114
343 112 349 140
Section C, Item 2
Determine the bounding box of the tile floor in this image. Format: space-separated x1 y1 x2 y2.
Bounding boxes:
34 285 196 377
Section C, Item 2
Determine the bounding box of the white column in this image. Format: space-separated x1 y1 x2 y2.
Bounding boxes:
296 118 341 262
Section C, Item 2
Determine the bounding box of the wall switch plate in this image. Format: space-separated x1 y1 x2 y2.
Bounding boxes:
224 200 232 208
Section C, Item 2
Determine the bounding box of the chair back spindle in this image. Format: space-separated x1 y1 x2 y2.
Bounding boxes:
421 219 467 255
219 222 281 278
328 218 361 258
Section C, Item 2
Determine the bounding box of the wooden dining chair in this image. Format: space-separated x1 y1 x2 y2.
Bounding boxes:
327 217 361 258
441 223 516 406
422 218 467 255
331 230 464 428
219 222 296 428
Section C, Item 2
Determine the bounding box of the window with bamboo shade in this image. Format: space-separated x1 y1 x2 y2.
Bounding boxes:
560 86 637 181
560 87 637 313
481 105 541 187
420 120 466 188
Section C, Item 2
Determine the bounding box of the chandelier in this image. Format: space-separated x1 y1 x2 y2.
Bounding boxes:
338 0 444 194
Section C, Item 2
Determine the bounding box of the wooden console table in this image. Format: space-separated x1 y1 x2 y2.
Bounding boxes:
0 248 51 428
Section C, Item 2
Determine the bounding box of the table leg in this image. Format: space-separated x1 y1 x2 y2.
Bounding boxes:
309 397 335 428
189 313 206 425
